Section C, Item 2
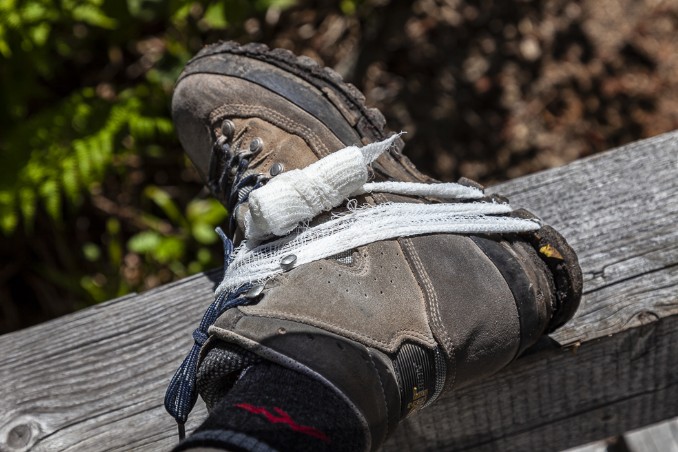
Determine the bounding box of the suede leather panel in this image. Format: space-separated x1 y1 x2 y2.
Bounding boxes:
403 235 521 390
180 52 361 144
239 240 436 353
217 115 321 179
172 73 351 180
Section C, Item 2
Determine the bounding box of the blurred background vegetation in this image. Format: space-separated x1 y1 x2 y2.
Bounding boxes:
1 0 677 334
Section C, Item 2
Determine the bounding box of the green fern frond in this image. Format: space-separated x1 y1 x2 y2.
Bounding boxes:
73 140 93 186
0 191 18 234
39 179 61 220
1 81 177 233
61 156 80 203
18 187 36 229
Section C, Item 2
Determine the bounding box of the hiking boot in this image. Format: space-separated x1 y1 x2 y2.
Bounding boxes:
166 42 583 451
173 41 429 210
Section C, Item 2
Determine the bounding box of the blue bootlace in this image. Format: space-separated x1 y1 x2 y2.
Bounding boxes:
164 228 253 439
165 133 267 439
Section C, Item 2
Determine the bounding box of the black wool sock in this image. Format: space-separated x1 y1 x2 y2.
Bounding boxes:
174 361 367 452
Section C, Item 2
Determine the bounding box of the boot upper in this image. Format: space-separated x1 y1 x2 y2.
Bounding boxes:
166 42 583 451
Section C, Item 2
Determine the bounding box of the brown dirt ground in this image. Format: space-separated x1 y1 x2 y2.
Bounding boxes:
254 0 678 184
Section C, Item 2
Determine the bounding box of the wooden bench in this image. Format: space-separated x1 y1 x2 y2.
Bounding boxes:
1 132 677 451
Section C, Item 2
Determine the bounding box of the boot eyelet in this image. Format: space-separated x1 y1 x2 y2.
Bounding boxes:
250 137 264 154
220 119 235 140
270 162 284 176
245 284 264 299
280 254 297 271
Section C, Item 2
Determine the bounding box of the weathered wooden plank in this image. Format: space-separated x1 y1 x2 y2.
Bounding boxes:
0 277 217 451
494 132 678 345
565 440 609 452
562 423 678 452
505 133 678 450
625 418 678 452
381 131 678 451
383 313 678 451
0 131 677 451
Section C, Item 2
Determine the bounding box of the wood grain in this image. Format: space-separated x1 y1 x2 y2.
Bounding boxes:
0 278 216 451
493 131 678 345
1 131 677 451
382 312 678 451
625 419 678 452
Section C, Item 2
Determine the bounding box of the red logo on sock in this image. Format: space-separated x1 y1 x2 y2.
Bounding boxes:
234 403 330 443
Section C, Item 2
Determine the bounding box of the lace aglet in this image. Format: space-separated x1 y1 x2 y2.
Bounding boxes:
178 422 186 440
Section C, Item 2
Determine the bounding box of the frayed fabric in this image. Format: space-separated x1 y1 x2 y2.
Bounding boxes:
245 134 403 240
244 134 512 242
217 201 540 296
359 181 484 199
217 135 542 296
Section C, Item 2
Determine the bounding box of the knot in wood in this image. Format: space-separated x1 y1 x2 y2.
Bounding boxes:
7 424 32 448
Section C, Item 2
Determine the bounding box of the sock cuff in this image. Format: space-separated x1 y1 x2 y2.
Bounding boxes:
187 361 366 451
173 429 276 452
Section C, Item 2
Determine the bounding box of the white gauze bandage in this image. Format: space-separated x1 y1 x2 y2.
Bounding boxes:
244 134 401 240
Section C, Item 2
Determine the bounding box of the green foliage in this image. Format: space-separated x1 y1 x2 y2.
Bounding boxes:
0 87 173 233
0 0 295 319
0 0 295 234
72 191 228 303
127 190 227 268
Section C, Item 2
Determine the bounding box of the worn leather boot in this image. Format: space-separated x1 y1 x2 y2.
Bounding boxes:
166 42 583 451
172 41 429 184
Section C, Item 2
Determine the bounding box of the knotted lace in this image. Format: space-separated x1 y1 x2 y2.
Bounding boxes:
164 228 253 439
165 130 269 439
